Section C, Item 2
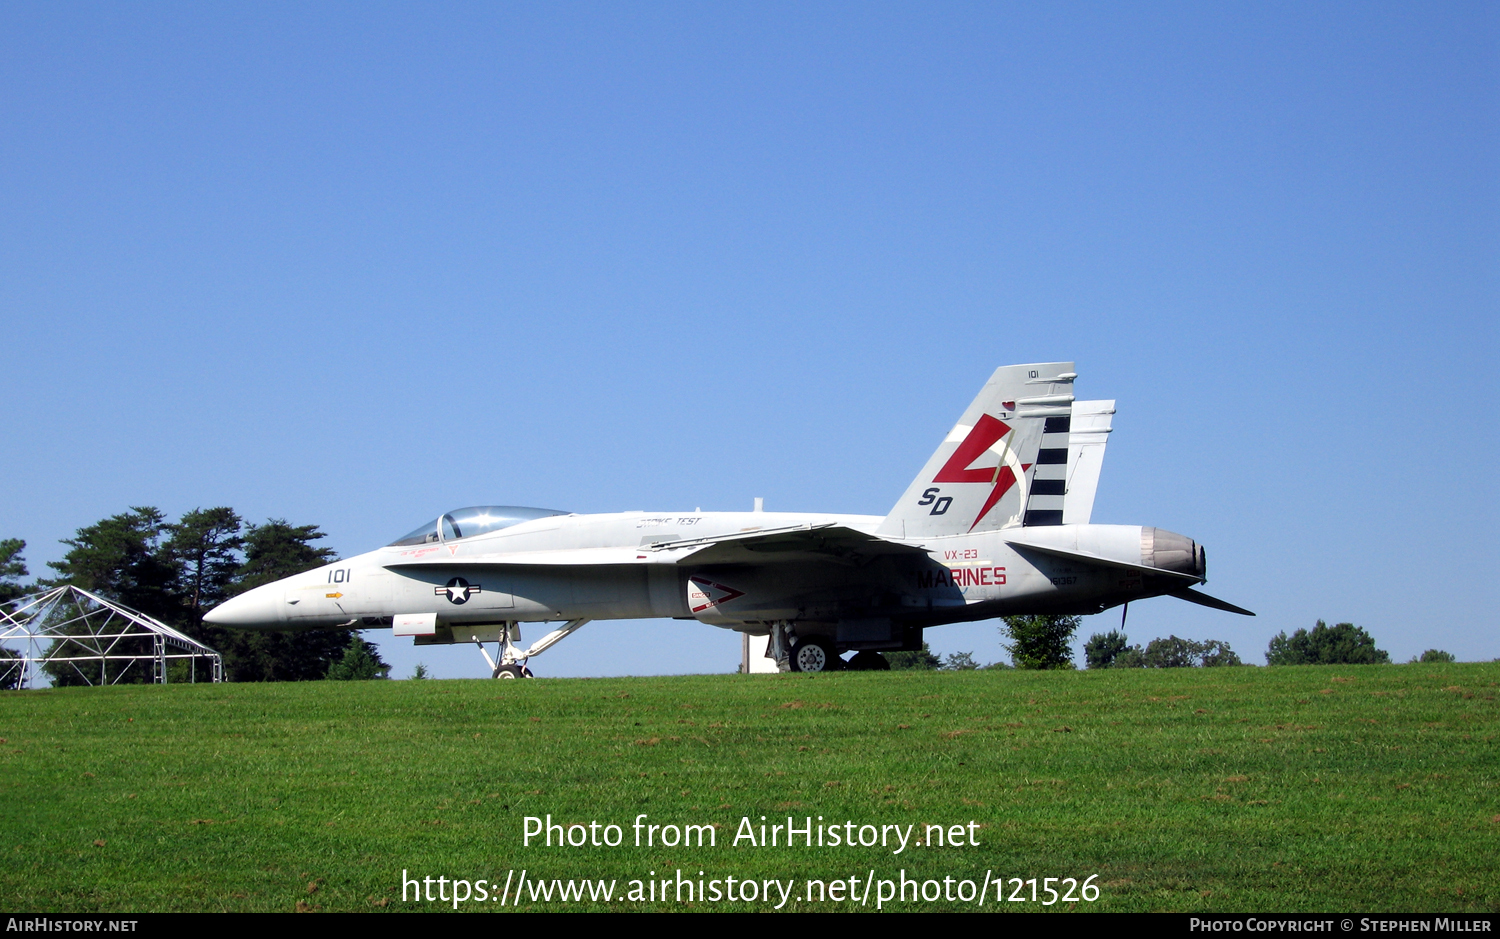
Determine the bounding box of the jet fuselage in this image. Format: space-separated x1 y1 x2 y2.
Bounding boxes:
205 509 1204 652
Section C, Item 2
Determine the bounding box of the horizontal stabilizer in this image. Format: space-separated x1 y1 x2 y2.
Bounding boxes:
1009 541 1201 582
1170 589 1255 616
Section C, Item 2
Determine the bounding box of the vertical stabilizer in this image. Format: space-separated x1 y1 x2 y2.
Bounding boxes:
878 363 1075 538
1061 399 1115 524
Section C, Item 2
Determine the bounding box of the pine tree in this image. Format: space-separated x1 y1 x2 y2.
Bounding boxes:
325 635 390 680
0 539 28 605
166 508 244 620
43 508 177 622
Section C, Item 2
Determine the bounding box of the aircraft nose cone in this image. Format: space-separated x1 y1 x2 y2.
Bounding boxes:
203 584 282 628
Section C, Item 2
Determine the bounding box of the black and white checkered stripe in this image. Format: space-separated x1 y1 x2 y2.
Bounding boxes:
1023 414 1070 526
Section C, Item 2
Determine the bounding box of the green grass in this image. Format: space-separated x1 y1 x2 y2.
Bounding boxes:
2 664 1496 912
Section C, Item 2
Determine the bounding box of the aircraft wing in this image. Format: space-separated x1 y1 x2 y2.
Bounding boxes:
381 524 927 571
645 523 931 566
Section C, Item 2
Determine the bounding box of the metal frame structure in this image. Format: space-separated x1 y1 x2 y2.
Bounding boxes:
0 585 223 689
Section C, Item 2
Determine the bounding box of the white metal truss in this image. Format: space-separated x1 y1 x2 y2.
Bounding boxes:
0 585 223 689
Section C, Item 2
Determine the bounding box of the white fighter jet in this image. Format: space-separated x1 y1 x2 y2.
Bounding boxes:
205 363 1252 676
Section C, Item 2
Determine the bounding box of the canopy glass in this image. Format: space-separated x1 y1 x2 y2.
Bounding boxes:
388 506 567 546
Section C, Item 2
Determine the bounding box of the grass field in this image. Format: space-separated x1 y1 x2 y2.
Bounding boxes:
2 663 1496 913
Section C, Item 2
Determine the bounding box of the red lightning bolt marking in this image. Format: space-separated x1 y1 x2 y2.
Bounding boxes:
932 414 1032 531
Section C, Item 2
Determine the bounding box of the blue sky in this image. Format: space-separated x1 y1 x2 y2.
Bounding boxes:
3 3 1495 679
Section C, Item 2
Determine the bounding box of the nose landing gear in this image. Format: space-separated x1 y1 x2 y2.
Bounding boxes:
475 619 591 679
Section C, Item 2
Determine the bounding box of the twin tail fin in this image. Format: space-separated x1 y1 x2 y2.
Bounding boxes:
878 363 1076 538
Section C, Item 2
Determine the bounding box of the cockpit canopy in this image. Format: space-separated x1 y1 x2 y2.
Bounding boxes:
388 506 568 547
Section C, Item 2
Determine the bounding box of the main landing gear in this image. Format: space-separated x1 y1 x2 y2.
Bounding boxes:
788 635 838 673
764 622 892 673
764 622 845 674
476 619 591 679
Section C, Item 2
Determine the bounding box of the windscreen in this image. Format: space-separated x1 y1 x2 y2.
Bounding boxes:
387 506 568 546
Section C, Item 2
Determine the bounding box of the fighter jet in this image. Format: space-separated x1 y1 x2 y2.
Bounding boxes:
205 363 1252 676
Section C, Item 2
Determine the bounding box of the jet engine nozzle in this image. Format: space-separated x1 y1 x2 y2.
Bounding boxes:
1141 527 1206 581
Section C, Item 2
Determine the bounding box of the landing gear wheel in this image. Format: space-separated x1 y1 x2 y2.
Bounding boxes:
495 664 525 679
847 650 891 671
789 637 837 673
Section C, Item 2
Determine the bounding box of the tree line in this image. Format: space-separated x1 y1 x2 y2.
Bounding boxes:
0 507 386 685
899 615 1448 671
